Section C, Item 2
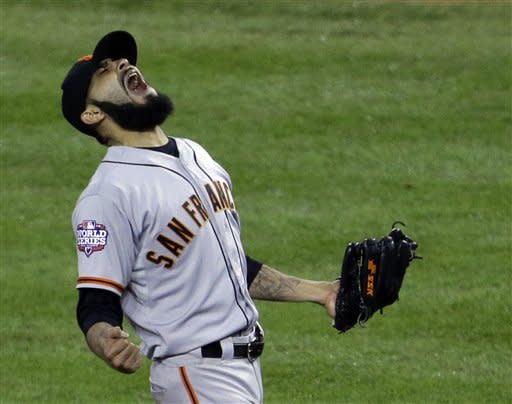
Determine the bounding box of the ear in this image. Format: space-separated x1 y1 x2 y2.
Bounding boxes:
80 105 105 126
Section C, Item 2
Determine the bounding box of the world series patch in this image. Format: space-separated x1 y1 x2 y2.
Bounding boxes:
76 220 109 257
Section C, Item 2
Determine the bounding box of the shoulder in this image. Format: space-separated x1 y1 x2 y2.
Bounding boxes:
176 137 212 159
73 149 132 213
176 137 229 175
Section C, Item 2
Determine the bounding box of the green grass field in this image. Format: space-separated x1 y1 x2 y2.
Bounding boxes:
1 1 511 403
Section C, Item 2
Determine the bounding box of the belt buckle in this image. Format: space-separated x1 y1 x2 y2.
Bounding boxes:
247 327 264 362
247 340 264 362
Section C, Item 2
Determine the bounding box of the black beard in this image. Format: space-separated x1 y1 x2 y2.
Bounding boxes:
92 92 174 132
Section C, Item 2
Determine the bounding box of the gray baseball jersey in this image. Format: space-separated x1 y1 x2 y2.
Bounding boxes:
72 138 259 359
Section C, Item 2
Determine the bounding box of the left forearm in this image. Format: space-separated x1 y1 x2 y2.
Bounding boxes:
249 264 333 305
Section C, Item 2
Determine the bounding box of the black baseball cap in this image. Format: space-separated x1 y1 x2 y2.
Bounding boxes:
61 31 137 137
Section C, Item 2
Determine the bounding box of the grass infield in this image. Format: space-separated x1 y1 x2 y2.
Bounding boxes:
1 1 511 403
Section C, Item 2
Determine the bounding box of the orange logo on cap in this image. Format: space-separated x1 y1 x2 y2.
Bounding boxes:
77 54 93 63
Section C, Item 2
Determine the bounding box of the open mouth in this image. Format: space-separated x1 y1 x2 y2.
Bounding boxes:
123 68 148 96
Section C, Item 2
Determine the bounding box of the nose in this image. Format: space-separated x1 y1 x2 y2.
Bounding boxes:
117 58 130 71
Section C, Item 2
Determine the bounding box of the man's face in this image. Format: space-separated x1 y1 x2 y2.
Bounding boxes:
86 58 173 132
88 58 156 105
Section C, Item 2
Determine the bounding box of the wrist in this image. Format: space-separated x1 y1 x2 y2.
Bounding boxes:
313 281 336 306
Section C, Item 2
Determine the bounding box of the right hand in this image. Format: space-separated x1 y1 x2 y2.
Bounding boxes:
87 323 143 374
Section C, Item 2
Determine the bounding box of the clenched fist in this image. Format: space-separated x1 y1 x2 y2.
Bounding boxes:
86 323 143 374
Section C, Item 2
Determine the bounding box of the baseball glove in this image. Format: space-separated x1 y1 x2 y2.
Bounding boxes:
333 222 421 333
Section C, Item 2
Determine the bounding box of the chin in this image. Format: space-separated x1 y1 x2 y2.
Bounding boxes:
92 91 174 132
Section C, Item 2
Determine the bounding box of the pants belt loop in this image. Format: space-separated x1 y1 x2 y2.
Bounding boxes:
220 337 234 360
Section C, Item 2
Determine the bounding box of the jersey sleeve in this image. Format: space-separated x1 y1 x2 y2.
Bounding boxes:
72 194 135 296
246 255 263 287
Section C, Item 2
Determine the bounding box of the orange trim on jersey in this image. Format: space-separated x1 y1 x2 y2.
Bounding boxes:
179 367 199 404
77 276 125 293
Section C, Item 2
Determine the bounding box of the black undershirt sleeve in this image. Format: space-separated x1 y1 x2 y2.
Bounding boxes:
76 288 123 335
246 255 263 287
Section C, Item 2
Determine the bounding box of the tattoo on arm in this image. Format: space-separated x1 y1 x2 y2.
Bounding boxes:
249 265 302 301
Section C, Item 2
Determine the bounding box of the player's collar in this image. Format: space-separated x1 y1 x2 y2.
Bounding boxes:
139 137 179 158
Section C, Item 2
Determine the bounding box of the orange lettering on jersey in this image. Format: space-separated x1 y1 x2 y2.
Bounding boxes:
205 183 222 212
182 195 209 228
148 194 212 269
182 200 202 227
214 181 229 210
168 217 195 244
157 234 185 257
146 251 174 269
223 182 235 210
190 194 209 222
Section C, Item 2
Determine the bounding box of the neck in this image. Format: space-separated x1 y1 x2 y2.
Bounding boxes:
106 126 169 147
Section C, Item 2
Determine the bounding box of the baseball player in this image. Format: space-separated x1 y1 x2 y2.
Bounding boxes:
61 31 340 403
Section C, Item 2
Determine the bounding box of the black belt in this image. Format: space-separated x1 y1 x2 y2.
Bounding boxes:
201 333 264 361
